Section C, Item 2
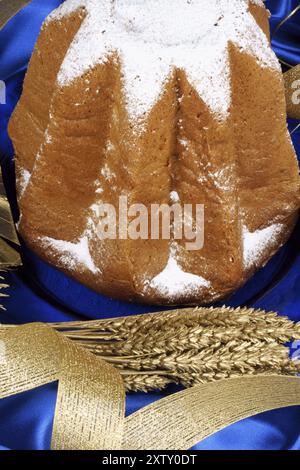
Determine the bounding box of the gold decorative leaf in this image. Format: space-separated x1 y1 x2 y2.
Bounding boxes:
0 168 21 304
0 238 21 269
0 0 32 30
284 64 300 120
0 170 19 246
0 169 20 268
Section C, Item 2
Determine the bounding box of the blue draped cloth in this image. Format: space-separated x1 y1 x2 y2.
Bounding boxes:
0 0 300 450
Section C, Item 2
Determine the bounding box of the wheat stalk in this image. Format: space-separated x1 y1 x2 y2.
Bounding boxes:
58 307 300 342
122 373 173 393
103 341 298 374
55 307 300 392
73 320 300 357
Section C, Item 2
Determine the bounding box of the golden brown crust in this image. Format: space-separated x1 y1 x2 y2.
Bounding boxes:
229 43 300 232
248 1 271 41
9 9 86 194
19 213 297 306
9 5 300 306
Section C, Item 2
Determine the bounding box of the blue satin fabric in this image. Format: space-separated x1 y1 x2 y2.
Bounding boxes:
0 0 300 450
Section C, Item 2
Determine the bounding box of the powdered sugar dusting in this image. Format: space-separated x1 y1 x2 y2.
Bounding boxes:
18 168 31 197
243 223 284 269
149 247 210 298
40 235 99 273
47 0 84 21
48 0 279 124
170 191 180 203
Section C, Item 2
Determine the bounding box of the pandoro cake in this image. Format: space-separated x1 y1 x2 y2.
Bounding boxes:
8 0 300 305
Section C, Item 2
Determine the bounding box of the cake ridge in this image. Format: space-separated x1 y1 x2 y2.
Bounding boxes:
148 245 211 299
48 0 279 125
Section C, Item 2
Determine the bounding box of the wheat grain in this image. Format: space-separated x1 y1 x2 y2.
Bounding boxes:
122 373 173 393
55 307 300 392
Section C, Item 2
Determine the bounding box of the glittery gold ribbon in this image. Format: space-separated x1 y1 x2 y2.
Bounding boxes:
123 375 300 450
0 324 125 450
1 322 300 450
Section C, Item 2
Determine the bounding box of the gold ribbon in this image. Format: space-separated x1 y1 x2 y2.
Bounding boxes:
1 322 300 450
0 324 125 450
123 375 300 450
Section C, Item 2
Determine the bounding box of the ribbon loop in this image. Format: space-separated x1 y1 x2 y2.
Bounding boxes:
1 322 300 450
